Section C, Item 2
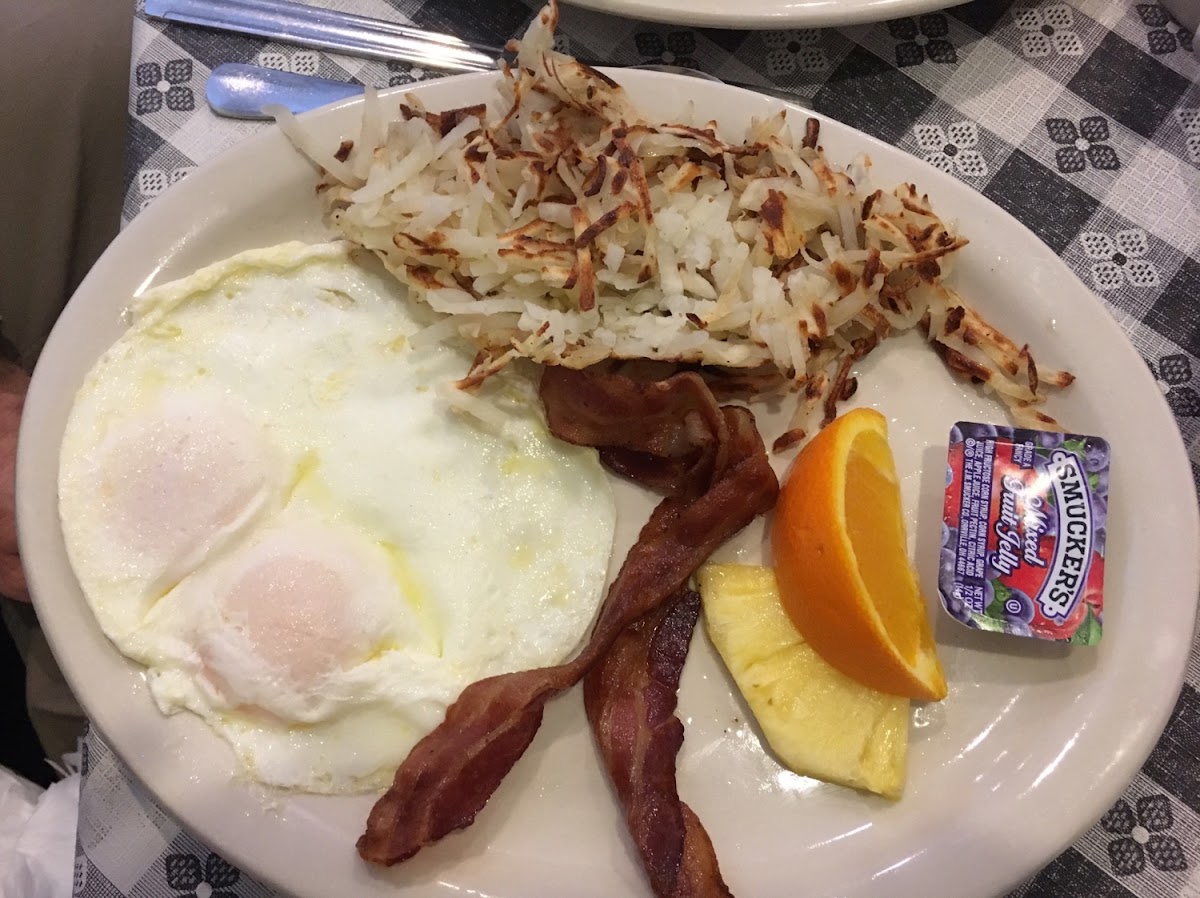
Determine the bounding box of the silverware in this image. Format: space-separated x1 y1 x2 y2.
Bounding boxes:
145 0 504 72
152 0 808 117
205 62 728 119
207 62 366 118
207 61 806 120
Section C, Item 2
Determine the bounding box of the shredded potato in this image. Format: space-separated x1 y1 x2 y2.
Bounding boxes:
283 1 1073 448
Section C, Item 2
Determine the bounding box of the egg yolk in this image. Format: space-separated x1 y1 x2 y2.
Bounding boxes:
98 400 270 582
219 554 357 687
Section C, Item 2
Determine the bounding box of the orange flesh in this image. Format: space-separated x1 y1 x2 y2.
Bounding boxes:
844 433 921 665
771 408 947 701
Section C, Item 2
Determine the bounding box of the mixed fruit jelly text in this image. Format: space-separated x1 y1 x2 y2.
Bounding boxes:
940 422 1109 644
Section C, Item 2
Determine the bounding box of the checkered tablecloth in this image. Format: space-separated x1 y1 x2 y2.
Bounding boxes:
78 0 1200 895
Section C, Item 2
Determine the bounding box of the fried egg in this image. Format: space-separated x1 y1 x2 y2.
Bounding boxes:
58 241 616 793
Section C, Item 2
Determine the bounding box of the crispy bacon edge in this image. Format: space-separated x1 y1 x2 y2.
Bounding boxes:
357 367 779 869
584 589 733 898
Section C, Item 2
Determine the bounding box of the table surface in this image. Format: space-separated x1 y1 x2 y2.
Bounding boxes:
73 0 1200 896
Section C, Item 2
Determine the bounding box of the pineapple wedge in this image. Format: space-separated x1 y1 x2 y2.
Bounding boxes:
698 563 910 799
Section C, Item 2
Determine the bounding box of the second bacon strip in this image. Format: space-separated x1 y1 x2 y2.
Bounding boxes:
584 588 734 897
358 366 779 891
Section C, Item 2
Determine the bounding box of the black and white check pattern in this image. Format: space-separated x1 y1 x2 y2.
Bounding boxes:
93 1 1200 895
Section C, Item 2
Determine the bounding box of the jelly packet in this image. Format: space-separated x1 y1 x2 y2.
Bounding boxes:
939 422 1109 644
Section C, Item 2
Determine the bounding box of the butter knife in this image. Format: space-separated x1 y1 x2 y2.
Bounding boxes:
144 0 504 72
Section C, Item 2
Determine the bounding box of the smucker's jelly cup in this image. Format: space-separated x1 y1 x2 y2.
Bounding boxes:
939 422 1109 644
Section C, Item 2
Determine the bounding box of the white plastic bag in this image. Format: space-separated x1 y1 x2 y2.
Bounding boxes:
0 765 79 898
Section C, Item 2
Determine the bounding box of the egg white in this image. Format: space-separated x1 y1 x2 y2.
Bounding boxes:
59 241 616 793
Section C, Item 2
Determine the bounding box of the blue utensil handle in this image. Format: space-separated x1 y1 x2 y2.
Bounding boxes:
207 63 365 119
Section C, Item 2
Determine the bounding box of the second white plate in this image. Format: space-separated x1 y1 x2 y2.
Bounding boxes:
562 0 963 29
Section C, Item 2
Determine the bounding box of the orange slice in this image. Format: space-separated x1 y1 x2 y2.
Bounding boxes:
771 407 947 701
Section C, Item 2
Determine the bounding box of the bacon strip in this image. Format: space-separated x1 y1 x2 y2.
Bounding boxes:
584 589 733 897
358 367 778 867
542 364 729 494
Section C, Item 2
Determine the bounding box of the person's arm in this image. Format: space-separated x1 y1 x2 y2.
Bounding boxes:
1 358 30 601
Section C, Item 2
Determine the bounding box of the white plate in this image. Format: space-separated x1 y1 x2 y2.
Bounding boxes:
563 0 962 29
18 69 1200 898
